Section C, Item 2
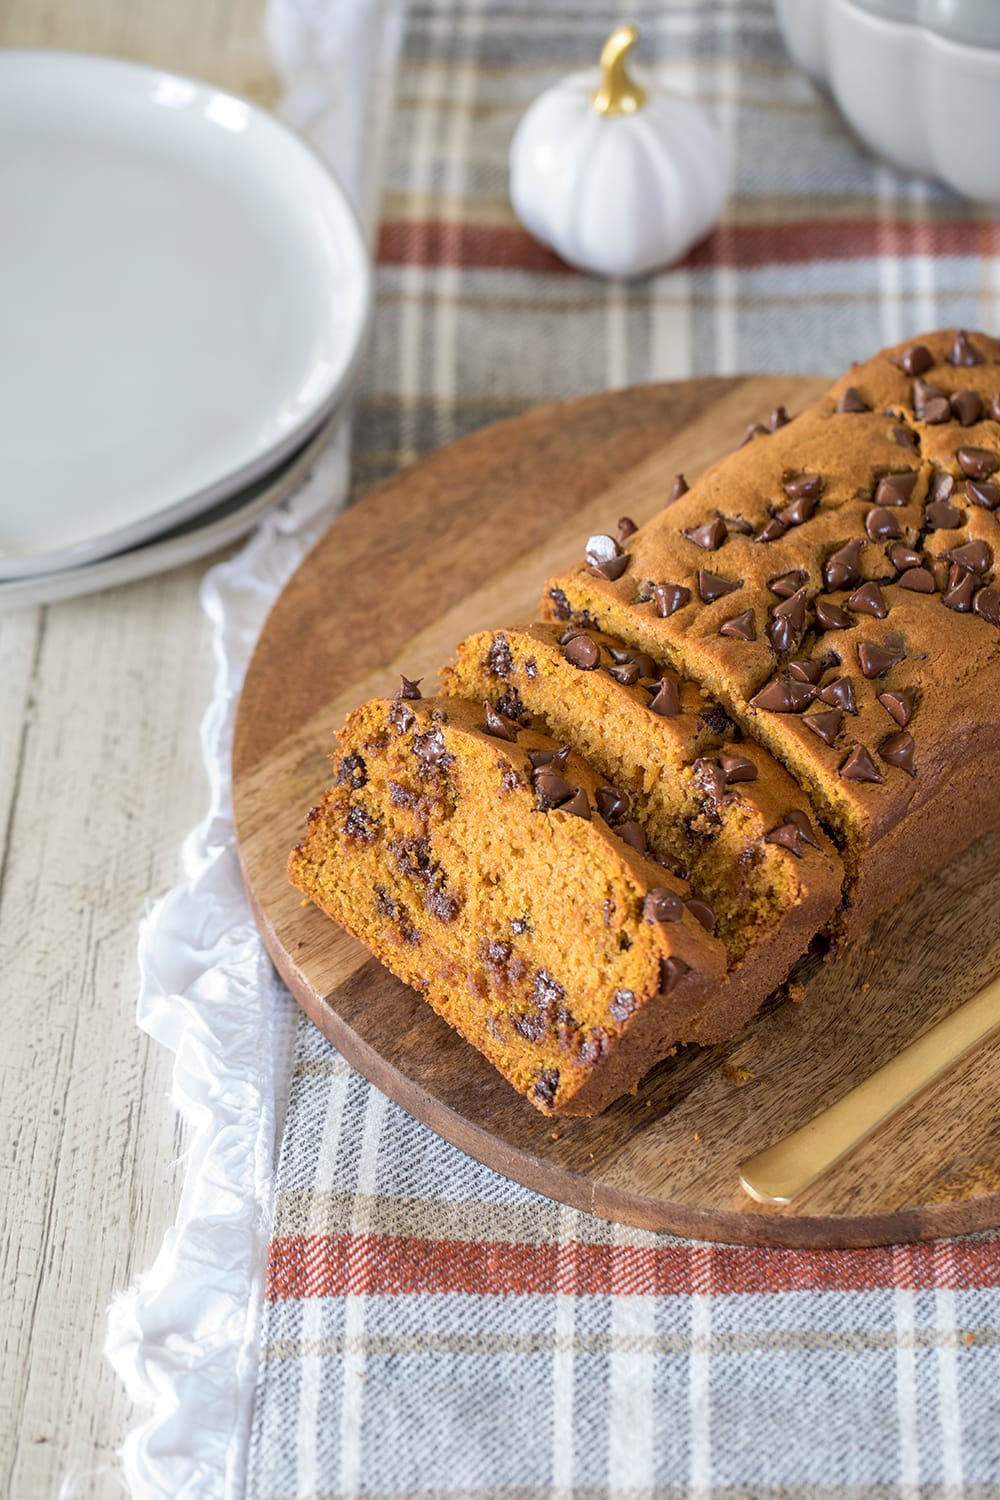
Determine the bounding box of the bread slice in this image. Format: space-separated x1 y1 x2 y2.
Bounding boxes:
289 693 728 1115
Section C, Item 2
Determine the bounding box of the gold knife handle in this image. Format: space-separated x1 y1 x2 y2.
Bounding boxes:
739 975 1000 1206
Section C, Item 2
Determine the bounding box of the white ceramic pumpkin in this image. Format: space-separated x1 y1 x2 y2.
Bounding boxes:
509 26 726 280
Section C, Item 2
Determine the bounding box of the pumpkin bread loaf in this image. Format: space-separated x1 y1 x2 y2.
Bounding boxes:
542 328 1000 932
289 329 1000 1115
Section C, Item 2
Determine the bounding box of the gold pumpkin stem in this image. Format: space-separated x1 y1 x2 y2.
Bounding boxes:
592 25 647 117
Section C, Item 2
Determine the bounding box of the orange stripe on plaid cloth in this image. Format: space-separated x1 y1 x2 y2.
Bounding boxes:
376 218 1000 273
266 1233 1000 1300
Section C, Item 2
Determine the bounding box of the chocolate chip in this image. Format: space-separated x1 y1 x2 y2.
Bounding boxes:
721 514 756 537
617 821 646 855
764 818 813 857
755 516 789 544
750 677 815 713
563 633 601 670
892 343 933 376
925 500 963 530
914 378 948 421
803 706 844 745
530 1069 560 1108
878 688 916 726
648 676 681 717
865 507 902 542
548 588 573 621
956 446 999 479
928 470 956 502
836 386 870 413
600 994 631 1031
686 899 716 933
787 657 827 684
839 744 885 783
658 956 690 995
644 888 684 923
631 653 659 679
653 582 692 617
700 703 731 738
823 538 866 591
587 553 631 582
668 474 689 504
528 745 570 771
719 609 756 642
771 586 808 644
857 640 905 679
817 675 857 713
483 702 519 741
692 756 726 802
942 572 976 612
616 516 639 545
951 390 984 426
888 542 922 571
595 785 629 824
919 395 951 425
778 495 818 527
607 660 641 686
684 518 728 551
561 787 591 819
394 675 423 700
413 727 453 768
992 395 1000 423
787 809 821 849
718 751 758 783
894 425 920 451
768 615 798 655
769 569 808 599
879 731 915 774
973 586 1000 626
966 479 1000 509
846 581 889 618
943 540 992 574
654 850 690 880
698 570 742 603
739 421 768 446
585 533 621 568
876 471 919 507
782 471 822 500
534 767 573 809
814 599 852 632
949 329 985 366
897 567 936 593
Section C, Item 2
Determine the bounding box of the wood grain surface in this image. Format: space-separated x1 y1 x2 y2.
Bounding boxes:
0 7 277 1500
233 375 1000 1250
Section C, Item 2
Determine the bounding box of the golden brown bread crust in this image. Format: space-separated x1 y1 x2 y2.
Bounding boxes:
541 329 1000 930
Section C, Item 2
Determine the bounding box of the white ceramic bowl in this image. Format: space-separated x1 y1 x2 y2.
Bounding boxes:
774 0 1000 201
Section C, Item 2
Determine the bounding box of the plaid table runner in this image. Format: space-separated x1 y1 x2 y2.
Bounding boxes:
247 2 1000 1493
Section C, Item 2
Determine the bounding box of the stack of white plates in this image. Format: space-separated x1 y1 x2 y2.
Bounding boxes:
0 52 371 608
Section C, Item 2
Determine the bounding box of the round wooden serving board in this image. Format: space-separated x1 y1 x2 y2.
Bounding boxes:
233 376 1000 1248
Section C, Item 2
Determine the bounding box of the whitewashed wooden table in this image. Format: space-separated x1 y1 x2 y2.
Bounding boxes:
0 5 278 1496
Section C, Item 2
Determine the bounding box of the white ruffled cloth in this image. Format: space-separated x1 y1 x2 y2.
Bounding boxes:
104 4 403 1495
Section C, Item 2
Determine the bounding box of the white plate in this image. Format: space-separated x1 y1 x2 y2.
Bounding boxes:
0 52 371 579
0 407 343 610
